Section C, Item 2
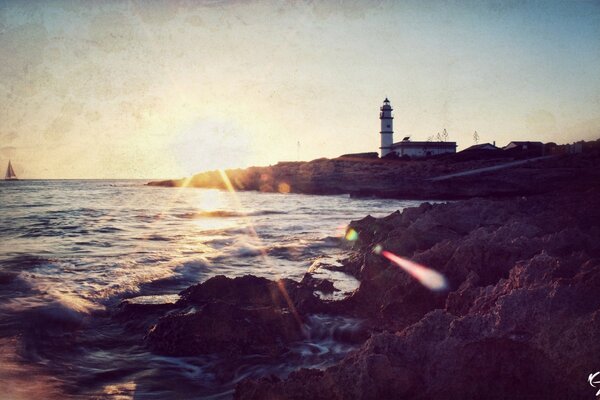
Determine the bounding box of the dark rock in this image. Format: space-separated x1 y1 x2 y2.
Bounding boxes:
0 271 19 285
235 333 418 400
300 273 338 294
179 275 277 307
114 294 179 330
179 274 330 315
117 295 179 315
147 150 600 201
144 274 348 358
236 190 600 399
146 300 304 357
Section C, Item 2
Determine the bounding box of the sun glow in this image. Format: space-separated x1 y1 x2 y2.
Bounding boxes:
216 169 304 328
196 189 225 213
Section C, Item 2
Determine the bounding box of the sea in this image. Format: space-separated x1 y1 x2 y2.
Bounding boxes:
0 180 421 399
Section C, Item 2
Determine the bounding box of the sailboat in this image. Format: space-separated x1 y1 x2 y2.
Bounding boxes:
4 160 18 180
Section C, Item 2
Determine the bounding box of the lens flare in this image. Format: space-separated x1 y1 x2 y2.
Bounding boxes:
345 228 358 241
277 182 291 193
217 169 304 330
381 250 448 291
334 225 347 238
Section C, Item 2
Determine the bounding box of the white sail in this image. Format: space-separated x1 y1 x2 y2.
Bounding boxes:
5 160 18 180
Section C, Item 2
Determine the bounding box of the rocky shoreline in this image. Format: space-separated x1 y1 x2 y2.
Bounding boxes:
122 167 600 398
147 151 600 200
234 188 600 399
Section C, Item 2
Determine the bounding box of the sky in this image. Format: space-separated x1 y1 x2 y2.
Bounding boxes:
0 0 599 179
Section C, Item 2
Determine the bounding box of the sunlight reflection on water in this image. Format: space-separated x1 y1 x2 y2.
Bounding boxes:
0 179 424 398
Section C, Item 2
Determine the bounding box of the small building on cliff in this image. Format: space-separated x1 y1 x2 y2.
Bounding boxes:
390 139 457 158
463 143 499 151
378 98 457 158
503 141 544 156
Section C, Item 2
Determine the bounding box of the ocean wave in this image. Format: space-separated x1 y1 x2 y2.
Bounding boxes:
3 286 105 332
120 258 212 298
19 203 55 208
266 237 341 261
1 255 57 271
318 235 342 246
144 234 173 242
95 226 122 233
266 244 307 261
47 207 103 214
205 238 267 260
229 244 266 257
89 256 211 300
176 210 286 219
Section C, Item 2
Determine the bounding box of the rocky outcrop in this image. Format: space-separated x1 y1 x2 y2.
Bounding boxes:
139 154 600 399
146 300 303 357
178 274 333 315
144 275 340 357
235 189 600 399
148 151 600 200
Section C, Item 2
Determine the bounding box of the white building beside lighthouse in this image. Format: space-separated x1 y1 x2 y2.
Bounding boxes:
379 98 394 157
378 98 457 158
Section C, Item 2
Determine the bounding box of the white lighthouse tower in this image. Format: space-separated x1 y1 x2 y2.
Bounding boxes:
379 98 394 157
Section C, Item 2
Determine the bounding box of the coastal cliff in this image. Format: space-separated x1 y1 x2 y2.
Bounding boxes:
129 149 600 398
127 171 600 398
148 150 600 200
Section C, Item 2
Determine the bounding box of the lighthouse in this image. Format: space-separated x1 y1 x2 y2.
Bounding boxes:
379 98 393 157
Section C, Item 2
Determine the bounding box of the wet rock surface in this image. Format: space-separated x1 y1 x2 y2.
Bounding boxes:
146 300 303 357
140 274 350 359
234 189 600 399
178 274 334 315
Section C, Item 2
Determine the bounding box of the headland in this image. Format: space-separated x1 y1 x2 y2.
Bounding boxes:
128 141 600 398
148 141 600 200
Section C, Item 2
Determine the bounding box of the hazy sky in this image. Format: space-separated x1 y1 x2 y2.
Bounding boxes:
1 0 599 178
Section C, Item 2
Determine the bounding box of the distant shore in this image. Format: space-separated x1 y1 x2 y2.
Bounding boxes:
148 149 600 200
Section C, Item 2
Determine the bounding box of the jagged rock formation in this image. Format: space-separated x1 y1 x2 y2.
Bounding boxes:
137 150 600 398
235 189 600 399
143 275 339 357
